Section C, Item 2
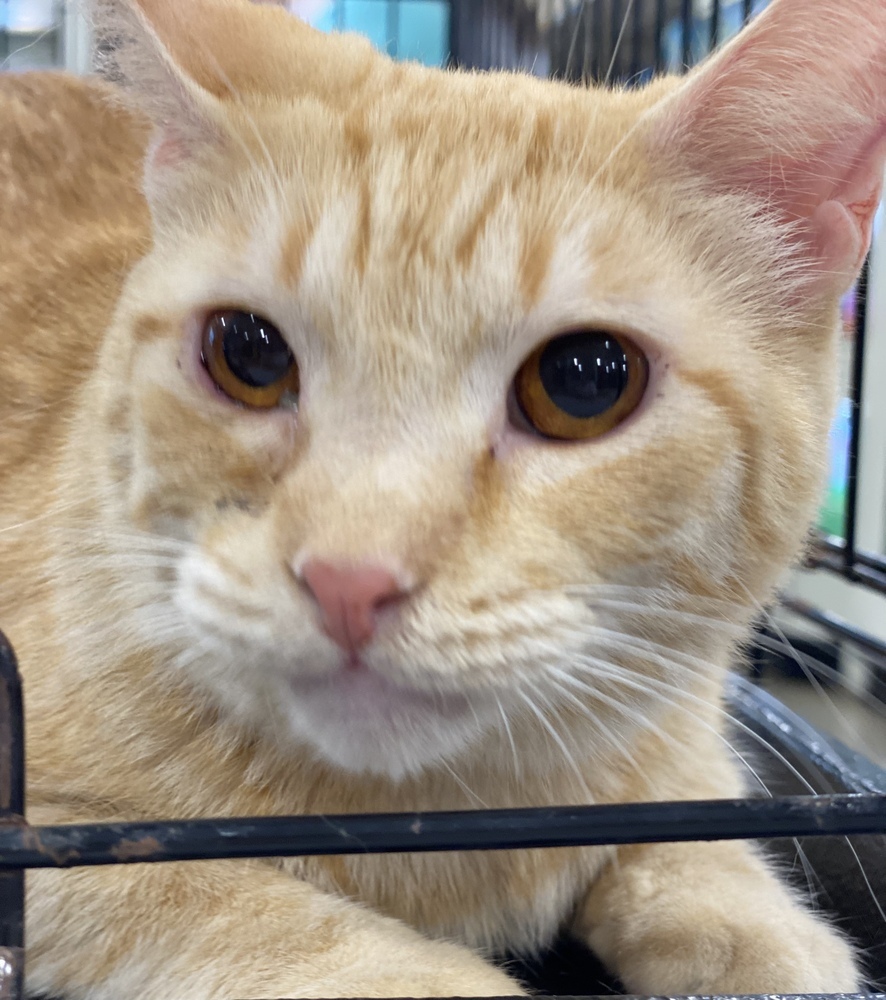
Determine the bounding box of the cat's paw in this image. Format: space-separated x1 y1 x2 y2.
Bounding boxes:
372 964 525 998
294 931 527 999
621 907 860 995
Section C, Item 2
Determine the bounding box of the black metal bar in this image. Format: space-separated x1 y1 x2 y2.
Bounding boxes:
709 0 721 54
494 0 506 75
816 535 886 576
592 0 604 81
629 0 644 80
609 0 625 81
680 0 692 68
0 635 24 1000
583 1 595 84
563 3 582 82
727 674 886 795
385 0 400 58
742 0 753 22
446 0 460 67
779 597 886 670
807 539 886 597
654 0 666 72
513 0 527 70
844 259 870 569
0 794 883 871
309 996 883 1000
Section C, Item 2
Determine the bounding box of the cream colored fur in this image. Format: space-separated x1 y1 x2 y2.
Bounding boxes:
1 0 884 996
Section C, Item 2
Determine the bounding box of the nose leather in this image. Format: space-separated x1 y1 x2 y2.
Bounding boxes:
301 559 404 652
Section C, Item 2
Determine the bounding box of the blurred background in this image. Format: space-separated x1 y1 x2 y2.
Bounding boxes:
3 0 886 769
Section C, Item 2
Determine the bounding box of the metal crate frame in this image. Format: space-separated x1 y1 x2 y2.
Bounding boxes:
0 630 884 1000
2 3 885 999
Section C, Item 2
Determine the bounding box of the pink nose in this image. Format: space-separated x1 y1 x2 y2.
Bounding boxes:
300 559 405 653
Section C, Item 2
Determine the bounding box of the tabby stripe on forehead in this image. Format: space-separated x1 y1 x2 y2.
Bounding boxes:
342 116 374 280
353 179 373 279
455 181 506 269
519 221 556 309
281 210 319 290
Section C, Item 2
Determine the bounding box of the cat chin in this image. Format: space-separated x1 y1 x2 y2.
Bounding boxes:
294 723 481 780
281 669 491 780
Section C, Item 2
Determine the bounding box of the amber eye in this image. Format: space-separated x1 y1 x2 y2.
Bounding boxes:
201 310 299 409
514 330 648 440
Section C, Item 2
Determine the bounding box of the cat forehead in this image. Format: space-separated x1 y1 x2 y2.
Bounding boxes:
138 65 695 393
230 73 679 343
263 63 670 188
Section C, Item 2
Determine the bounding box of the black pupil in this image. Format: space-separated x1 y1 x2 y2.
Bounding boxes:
217 312 292 388
538 331 629 418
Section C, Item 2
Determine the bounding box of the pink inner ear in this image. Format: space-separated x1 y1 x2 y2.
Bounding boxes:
149 131 190 171
811 202 864 285
833 139 886 275
143 124 207 201
648 0 886 293
767 135 886 282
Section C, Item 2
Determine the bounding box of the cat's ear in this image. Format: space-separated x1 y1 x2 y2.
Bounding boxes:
91 0 360 201
648 0 886 295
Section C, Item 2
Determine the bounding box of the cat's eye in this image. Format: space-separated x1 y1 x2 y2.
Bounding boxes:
201 310 299 409
514 330 648 440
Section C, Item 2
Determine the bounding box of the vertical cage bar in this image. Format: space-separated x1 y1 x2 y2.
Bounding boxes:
0 634 24 1000
583 0 596 83
609 0 625 81
844 257 870 571
592 0 605 81
680 0 692 68
654 0 666 71
479 0 490 69
385 1 399 59
709 0 721 54
446 0 460 67
630 0 644 80
514 0 527 70
564 2 582 82
493 0 502 73
742 0 753 23
549 3 561 78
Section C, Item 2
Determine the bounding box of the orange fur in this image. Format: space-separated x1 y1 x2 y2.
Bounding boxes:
1 0 884 996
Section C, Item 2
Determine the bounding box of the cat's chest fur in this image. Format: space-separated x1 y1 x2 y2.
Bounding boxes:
302 845 601 953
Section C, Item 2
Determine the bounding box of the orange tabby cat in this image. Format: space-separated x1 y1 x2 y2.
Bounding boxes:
1 0 883 997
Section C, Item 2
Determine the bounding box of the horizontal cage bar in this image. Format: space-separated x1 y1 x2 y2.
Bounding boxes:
0 793 884 870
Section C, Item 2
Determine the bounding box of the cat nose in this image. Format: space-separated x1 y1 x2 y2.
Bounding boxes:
299 559 407 653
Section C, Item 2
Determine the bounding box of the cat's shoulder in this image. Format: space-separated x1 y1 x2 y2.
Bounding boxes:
0 73 151 446
0 71 149 226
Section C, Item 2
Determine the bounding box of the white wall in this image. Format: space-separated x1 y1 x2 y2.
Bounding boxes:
781 196 886 688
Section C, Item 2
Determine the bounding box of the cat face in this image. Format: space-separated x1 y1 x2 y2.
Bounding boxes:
85 0 884 779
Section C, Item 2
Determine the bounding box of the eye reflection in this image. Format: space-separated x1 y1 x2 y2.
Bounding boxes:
201 309 300 409
539 334 631 419
513 329 648 440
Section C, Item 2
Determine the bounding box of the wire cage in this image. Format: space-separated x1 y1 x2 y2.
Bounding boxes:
449 0 760 78
1 2 885 999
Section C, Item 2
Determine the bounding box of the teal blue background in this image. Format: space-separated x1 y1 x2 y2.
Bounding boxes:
311 1 450 67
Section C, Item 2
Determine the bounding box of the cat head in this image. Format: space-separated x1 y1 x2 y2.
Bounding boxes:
81 0 885 779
